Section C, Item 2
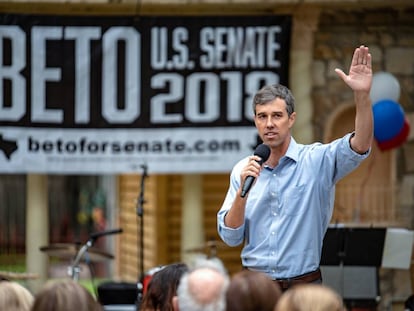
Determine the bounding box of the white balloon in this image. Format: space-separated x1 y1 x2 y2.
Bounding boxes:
370 71 401 103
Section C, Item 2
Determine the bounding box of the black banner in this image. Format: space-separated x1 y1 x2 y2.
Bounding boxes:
0 14 291 173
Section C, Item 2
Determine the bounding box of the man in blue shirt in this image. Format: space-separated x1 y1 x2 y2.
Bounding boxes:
217 45 373 290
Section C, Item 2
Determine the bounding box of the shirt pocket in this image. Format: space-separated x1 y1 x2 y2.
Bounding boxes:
281 185 306 216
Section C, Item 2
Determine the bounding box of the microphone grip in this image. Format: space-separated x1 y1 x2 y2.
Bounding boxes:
240 143 270 198
90 228 123 240
240 176 255 198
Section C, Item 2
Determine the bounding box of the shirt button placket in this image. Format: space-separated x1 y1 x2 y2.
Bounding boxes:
270 170 279 276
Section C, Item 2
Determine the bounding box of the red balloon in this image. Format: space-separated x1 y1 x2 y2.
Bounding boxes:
377 117 410 151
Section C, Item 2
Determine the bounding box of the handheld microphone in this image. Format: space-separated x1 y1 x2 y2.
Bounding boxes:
89 228 123 240
240 144 271 198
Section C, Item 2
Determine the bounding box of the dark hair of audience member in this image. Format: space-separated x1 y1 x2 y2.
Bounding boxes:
31 279 102 311
226 270 282 311
140 262 189 311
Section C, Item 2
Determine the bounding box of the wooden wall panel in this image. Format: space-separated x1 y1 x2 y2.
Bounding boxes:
202 174 244 275
117 174 183 281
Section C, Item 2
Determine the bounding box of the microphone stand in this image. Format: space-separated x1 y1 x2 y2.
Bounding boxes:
136 164 148 310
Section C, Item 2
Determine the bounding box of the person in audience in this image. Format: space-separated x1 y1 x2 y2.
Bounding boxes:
226 269 281 311
274 283 346 311
173 257 230 311
31 279 102 311
140 262 189 311
0 280 34 311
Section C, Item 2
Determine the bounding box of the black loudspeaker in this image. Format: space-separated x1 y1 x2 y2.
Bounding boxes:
321 266 380 309
97 281 138 306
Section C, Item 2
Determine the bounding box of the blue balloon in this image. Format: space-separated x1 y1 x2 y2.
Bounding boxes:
373 99 405 142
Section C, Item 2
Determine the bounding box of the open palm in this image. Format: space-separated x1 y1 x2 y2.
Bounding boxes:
335 45 372 93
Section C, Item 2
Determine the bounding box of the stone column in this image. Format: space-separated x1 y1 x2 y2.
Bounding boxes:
26 174 49 293
290 7 320 144
181 175 204 264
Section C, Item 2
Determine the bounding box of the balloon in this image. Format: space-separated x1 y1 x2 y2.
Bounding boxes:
370 71 401 103
373 99 405 142
377 117 410 151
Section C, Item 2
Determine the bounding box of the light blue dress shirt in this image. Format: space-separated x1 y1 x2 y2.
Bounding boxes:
217 133 370 279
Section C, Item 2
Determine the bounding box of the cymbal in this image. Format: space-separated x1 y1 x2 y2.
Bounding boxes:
0 271 39 280
40 243 114 262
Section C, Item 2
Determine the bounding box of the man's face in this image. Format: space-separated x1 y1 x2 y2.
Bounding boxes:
254 98 296 148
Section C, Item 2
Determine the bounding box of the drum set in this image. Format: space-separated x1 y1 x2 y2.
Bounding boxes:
40 228 121 281
39 243 114 263
1 231 116 282
38 229 139 310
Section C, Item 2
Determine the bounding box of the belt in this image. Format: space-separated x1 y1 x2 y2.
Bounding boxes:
274 268 322 291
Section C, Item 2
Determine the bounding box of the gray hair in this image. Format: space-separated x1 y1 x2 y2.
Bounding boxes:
191 257 228 274
253 84 295 116
177 258 230 311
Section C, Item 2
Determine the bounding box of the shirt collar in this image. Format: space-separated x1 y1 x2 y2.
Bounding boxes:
283 136 299 163
263 136 299 170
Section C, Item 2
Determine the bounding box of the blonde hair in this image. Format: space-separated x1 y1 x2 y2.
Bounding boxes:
0 281 34 311
274 284 346 311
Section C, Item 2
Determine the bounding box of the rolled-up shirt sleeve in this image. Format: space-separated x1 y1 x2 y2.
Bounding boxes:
333 132 371 183
217 159 247 246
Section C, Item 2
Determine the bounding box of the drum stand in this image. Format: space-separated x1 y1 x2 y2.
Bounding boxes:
68 240 92 281
68 229 123 281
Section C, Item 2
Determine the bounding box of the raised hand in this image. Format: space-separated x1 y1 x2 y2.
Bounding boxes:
335 45 372 93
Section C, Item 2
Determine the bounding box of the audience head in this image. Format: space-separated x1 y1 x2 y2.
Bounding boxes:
226 270 281 311
174 257 230 311
274 283 346 311
31 279 102 311
140 262 189 311
0 280 34 311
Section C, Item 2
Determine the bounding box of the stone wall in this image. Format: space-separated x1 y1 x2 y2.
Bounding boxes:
313 7 414 308
314 7 414 224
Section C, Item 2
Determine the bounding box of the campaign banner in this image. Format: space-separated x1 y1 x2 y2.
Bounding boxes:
0 14 291 174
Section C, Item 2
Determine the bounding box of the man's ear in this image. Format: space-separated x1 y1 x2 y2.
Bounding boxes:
288 111 296 129
172 295 179 311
